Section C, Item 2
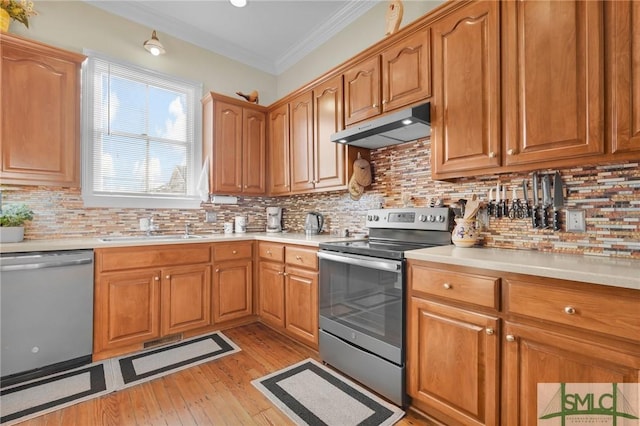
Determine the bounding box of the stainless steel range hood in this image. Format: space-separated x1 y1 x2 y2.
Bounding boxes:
331 102 430 149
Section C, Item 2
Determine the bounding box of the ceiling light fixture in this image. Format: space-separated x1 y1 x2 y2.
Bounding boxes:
143 30 166 56
229 0 247 8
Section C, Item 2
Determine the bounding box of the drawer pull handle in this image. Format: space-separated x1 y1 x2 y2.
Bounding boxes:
233 250 237 254
277 271 284 275
296 255 302 261
443 283 452 290
485 328 494 335
564 306 576 315
267 250 272 255
505 334 516 342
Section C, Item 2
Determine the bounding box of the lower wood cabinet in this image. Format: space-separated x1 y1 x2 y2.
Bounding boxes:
407 259 640 426
94 244 212 360
212 241 253 323
257 242 319 348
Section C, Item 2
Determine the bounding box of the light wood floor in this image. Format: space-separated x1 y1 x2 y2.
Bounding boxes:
14 323 437 425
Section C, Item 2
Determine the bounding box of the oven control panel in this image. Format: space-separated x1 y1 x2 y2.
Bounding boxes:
365 207 452 231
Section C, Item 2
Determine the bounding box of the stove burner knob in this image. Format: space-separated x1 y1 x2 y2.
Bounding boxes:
418 214 427 222
367 215 372 221
427 214 435 222
373 215 379 221
437 215 446 222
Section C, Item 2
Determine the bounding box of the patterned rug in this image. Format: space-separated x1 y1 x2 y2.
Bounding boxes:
0 332 240 425
252 358 404 426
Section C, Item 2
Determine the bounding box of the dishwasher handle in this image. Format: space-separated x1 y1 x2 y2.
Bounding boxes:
0 257 93 272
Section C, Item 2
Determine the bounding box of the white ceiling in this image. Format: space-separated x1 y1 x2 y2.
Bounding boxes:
85 0 381 75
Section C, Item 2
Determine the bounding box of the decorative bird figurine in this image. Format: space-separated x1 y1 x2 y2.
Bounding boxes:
236 90 259 104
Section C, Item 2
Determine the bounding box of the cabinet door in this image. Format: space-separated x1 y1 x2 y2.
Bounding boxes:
407 297 499 426
213 259 253 323
502 321 640 425
94 270 161 353
212 101 243 193
382 27 432 113
242 108 267 194
608 0 640 156
502 0 604 166
258 260 286 328
431 1 501 178
313 76 346 190
344 55 382 126
161 265 211 335
285 266 318 348
290 92 315 193
0 35 85 187
267 104 291 195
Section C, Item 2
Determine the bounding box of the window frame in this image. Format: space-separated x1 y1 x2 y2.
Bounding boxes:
81 50 203 209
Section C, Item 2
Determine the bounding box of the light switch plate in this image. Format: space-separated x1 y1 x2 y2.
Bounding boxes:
205 211 217 223
566 209 586 232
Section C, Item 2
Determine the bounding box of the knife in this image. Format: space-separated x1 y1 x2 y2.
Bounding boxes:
522 179 530 218
553 171 564 231
541 174 552 228
532 172 539 228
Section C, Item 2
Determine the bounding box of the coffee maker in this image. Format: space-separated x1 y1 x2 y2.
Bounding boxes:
266 207 283 233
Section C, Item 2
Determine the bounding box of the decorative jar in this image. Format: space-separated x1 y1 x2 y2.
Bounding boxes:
451 218 478 248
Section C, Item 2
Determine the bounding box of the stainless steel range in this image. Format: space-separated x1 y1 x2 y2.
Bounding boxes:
318 207 453 406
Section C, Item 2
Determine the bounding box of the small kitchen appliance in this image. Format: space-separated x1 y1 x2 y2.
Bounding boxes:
304 211 324 235
318 207 453 406
266 207 283 233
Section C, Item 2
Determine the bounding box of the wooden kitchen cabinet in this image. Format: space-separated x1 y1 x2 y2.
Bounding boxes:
257 242 319 349
0 34 85 187
344 27 431 127
267 103 291 195
607 0 640 158
289 91 315 193
202 92 267 195
430 0 501 178
501 0 604 167
212 241 253 323
94 244 213 360
502 276 640 425
407 261 500 426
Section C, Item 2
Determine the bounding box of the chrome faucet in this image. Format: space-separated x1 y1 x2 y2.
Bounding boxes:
184 223 191 237
146 216 159 236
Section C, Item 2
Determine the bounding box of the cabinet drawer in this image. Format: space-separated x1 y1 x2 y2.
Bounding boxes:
410 264 499 310
259 242 285 262
506 279 640 342
97 244 212 272
285 246 318 270
213 242 253 261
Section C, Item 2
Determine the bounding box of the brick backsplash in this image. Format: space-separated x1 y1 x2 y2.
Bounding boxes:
2 138 639 258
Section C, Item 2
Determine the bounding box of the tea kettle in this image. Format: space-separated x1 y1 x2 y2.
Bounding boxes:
304 212 324 235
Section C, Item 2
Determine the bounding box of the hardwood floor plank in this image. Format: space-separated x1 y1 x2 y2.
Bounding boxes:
11 322 437 425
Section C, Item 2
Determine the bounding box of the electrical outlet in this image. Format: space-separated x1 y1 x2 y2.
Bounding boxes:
205 211 217 223
566 209 586 232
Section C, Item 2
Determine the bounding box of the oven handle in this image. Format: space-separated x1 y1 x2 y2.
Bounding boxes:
317 251 401 273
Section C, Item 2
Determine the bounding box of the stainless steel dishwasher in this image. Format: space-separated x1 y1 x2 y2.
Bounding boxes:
0 250 94 384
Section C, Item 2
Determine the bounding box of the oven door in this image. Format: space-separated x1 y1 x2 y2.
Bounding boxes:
318 250 404 365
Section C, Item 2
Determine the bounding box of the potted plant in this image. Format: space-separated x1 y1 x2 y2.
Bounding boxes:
0 203 34 242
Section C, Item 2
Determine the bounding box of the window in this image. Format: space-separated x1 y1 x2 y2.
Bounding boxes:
82 51 203 208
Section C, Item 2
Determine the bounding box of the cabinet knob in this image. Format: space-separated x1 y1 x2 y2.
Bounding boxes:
155 276 160 281
564 306 576 315
233 250 237 254
267 250 272 255
215 268 220 272
443 283 452 290
505 334 516 342
488 151 496 158
372 103 378 108
485 328 494 335
296 255 302 261
283 272 288 276
244 185 248 188
507 148 516 155
165 275 170 280
382 99 387 105
277 271 284 275
237 184 242 188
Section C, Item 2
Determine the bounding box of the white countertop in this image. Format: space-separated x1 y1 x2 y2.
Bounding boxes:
0 232 356 253
405 245 640 291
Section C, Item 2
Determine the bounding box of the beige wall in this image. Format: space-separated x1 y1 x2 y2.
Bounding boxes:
276 0 445 97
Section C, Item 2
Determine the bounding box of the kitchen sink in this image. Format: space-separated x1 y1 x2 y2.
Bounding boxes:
99 234 208 242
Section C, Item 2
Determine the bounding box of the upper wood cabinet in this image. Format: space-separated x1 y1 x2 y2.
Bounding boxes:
344 27 432 127
502 0 604 166
267 103 291 195
202 92 267 196
289 91 315 193
607 0 640 158
430 0 501 178
313 76 346 190
0 34 85 187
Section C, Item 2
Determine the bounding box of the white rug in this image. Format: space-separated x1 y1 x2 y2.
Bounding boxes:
252 358 405 426
0 331 240 425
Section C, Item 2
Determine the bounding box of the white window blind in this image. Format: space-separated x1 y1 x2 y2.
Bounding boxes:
82 51 202 208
